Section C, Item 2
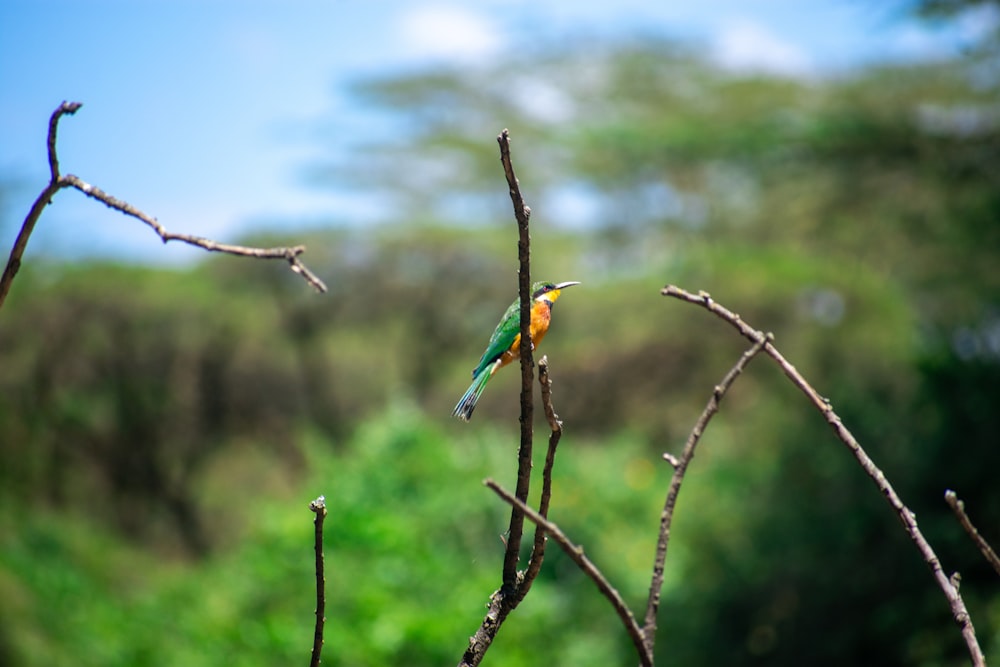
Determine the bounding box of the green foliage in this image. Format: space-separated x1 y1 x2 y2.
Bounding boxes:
3 21 999 666
0 407 677 666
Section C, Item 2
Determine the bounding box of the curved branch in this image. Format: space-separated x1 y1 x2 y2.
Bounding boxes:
48 101 81 181
642 336 767 653
661 284 986 667
0 101 327 313
0 102 81 310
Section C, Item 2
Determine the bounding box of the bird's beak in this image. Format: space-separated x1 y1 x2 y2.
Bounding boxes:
555 281 581 290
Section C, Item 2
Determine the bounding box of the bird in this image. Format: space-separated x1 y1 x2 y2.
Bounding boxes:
453 280 580 421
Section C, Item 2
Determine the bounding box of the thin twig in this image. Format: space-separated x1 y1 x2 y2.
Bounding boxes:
485 479 653 667
642 337 767 655
498 128 534 591
48 101 81 182
661 284 986 667
519 356 562 596
61 174 328 293
309 496 328 667
946 490 1000 577
0 101 326 312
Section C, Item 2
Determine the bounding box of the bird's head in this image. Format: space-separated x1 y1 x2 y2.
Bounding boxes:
532 280 581 304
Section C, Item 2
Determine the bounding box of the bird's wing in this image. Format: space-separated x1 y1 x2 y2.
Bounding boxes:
471 298 521 377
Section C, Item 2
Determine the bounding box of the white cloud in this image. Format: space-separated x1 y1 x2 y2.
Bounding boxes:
508 76 575 124
712 19 812 76
395 6 503 62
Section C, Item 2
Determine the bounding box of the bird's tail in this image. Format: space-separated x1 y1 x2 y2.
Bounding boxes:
452 365 494 421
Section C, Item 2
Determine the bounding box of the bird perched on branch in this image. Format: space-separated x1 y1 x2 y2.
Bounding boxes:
452 280 580 421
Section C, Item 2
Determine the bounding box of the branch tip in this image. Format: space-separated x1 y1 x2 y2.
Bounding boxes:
945 489 1000 578
310 495 327 515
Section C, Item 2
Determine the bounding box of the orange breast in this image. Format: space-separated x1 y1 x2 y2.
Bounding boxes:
495 300 553 372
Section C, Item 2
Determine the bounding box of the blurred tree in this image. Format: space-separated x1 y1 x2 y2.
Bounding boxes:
1 7 998 665
305 23 1000 665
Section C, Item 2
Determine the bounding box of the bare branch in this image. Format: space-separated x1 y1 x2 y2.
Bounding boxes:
0 101 327 313
0 104 82 310
0 180 62 311
61 174 328 293
309 495 328 667
642 336 767 653
48 101 81 182
945 490 1000 577
498 128 534 591
519 356 562 595
459 586 518 667
485 478 653 667
459 128 538 667
661 284 986 667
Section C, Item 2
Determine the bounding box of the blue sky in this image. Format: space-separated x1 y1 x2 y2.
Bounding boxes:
0 1 984 263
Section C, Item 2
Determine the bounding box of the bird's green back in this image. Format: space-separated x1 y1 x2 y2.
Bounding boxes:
471 297 521 377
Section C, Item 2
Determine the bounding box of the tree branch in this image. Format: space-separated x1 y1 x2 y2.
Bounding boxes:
309 495 328 667
0 101 326 313
498 128 534 591
945 490 1000 578
661 284 986 667
0 102 80 311
61 174 327 292
642 336 768 654
518 355 562 597
458 128 539 667
485 479 653 667
48 101 80 182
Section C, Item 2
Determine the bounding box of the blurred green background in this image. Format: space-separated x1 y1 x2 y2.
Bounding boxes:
2 3 999 666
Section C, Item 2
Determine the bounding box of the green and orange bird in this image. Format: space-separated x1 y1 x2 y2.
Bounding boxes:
452 280 580 421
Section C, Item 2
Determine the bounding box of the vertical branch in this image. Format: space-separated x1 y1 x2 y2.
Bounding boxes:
641 337 767 654
497 128 534 591
459 129 539 667
661 285 986 667
0 102 81 311
309 496 327 667
518 356 561 596
460 130 550 667
48 101 81 181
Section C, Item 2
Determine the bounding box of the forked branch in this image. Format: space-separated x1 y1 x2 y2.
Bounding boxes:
485 479 652 667
661 285 985 667
0 101 327 313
